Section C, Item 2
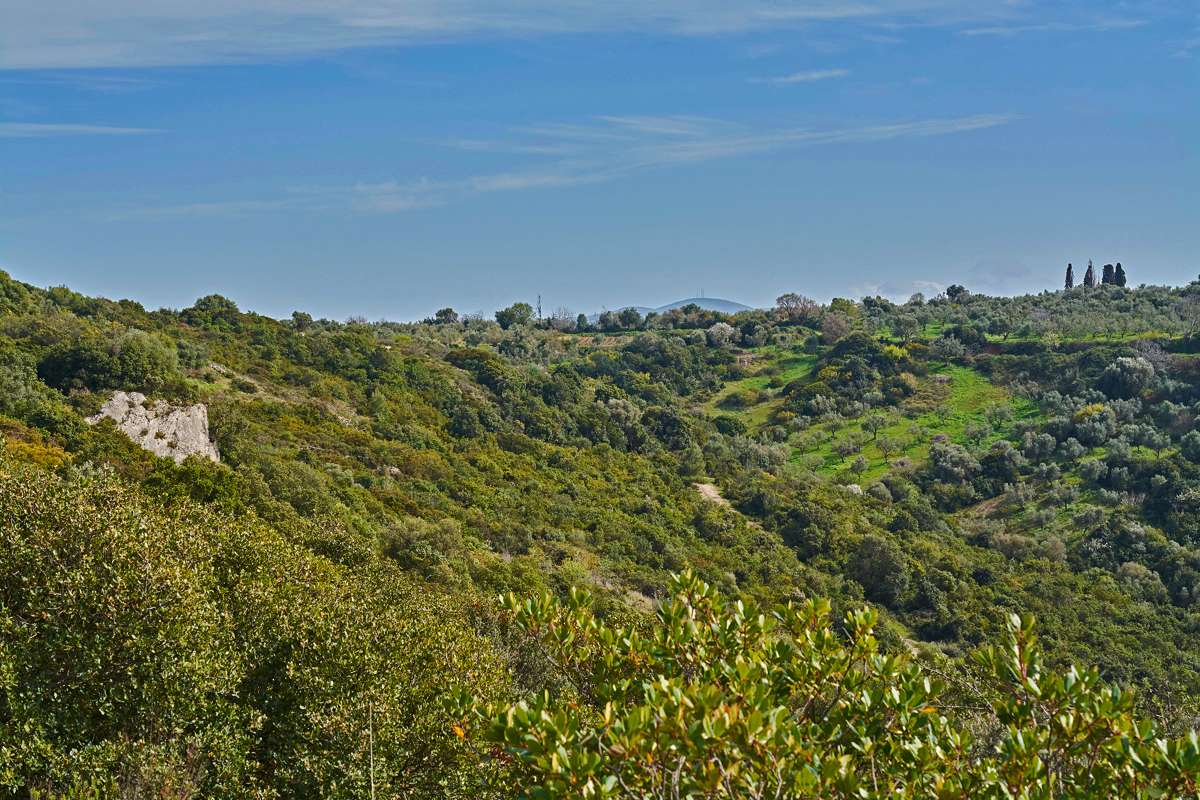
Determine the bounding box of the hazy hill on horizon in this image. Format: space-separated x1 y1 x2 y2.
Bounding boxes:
589 296 753 322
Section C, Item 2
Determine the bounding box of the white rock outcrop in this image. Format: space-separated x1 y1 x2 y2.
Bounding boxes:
88 391 220 464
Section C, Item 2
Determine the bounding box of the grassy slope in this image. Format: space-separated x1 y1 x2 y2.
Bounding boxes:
700 347 818 427
701 347 1041 484
799 364 1039 482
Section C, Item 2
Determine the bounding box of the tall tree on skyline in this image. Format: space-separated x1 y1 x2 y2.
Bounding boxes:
1102 263 1115 285
1084 260 1096 288
1065 263 1074 289
1115 262 1128 287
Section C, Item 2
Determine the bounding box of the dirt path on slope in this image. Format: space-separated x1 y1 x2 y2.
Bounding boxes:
693 482 731 507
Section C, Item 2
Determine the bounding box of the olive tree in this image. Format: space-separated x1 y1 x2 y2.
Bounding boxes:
706 322 737 347
849 533 910 607
775 292 820 325
495 302 534 330
1098 356 1156 399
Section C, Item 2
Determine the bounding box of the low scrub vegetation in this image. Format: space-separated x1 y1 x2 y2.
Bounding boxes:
3 269 1200 794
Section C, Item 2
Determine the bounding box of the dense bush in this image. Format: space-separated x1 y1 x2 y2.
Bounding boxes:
0 459 506 797
849 533 910 607
37 329 179 394
465 573 1200 798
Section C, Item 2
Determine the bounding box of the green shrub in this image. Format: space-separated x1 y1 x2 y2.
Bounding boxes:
37 329 179 394
0 459 507 798
465 573 1200 798
713 415 747 436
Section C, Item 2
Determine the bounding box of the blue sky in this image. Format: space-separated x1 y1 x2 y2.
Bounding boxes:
1 1 1197 321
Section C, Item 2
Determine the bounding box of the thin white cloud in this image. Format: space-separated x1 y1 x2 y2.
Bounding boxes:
444 138 577 155
0 0 1090 69
112 111 1014 218
111 199 295 218
756 67 850 85
596 115 725 136
911 280 945 296
850 282 884 297
597 113 1015 168
467 170 603 193
0 73 162 92
0 122 162 137
349 181 448 213
1173 21 1200 57
742 42 784 59
961 18 1147 36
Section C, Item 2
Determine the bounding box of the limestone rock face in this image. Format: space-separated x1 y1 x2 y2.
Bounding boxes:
88 391 220 464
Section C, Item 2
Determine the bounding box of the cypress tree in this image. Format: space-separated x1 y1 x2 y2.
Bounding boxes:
1083 260 1096 288
1065 263 1074 289
1115 262 1127 287
1102 263 1115 285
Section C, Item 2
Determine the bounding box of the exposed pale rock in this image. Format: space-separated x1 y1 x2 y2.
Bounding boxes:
87 391 219 464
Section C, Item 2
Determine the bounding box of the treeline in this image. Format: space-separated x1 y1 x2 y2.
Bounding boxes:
1066 260 1128 289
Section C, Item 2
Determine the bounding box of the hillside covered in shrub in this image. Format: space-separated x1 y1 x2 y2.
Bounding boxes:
3 269 1200 795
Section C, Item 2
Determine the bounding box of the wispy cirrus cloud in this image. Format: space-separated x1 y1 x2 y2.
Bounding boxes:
108 199 299 218
960 18 1148 37
1172 18 1200 57
594 115 725 136
754 67 850 85
2 0 1150 70
0 122 162 137
0 73 162 92
112 111 1015 218
351 170 608 212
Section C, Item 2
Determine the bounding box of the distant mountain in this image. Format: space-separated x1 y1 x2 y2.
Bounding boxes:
652 297 753 314
589 297 753 322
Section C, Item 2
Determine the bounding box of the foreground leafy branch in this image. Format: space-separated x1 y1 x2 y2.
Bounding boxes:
464 572 1199 799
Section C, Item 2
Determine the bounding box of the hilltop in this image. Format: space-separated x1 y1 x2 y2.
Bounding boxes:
652 296 754 314
589 295 753 322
